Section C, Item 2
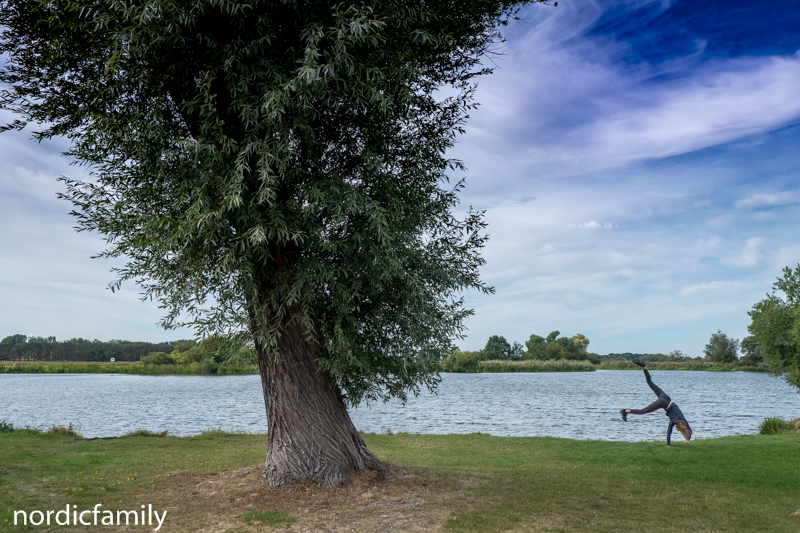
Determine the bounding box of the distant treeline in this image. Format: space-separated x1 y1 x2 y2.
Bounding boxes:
0 334 186 362
445 331 600 372
0 333 257 373
0 361 256 375
446 331 767 373
597 351 698 362
2 330 764 375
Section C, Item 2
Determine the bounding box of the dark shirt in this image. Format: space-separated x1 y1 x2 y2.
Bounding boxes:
665 402 691 446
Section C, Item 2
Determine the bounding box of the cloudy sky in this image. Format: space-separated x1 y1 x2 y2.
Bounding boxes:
2 0 800 356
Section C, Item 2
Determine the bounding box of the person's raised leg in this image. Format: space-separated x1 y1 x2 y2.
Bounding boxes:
626 396 669 416
643 368 668 398
621 361 670 421
632 360 669 400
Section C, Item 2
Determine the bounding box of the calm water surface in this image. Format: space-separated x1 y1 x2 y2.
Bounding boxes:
0 371 796 441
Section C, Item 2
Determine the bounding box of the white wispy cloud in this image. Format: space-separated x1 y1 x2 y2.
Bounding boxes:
453 2 800 186
576 54 800 164
569 220 615 229
679 281 748 297
731 237 766 269
735 191 799 209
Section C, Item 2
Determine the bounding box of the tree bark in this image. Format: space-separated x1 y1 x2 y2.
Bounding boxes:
255 308 383 488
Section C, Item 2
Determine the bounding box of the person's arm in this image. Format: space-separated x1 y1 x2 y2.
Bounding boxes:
667 420 674 447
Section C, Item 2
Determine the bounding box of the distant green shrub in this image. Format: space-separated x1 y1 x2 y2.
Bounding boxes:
759 417 798 435
46 423 82 438
0 420 14 433
735 362 770 372
202 361 219 374
172 336 256 366
122 429 169 437
451 350 480 372
174 345 204 364
140 352 175 365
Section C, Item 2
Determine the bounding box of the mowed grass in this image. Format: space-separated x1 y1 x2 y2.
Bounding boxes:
0 430 262 531
1 430 799 532
370 433 800 532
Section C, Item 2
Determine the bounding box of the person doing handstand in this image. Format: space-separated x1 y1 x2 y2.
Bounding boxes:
620 360 692 446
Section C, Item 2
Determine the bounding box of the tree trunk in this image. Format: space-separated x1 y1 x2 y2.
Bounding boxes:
255 309 383 488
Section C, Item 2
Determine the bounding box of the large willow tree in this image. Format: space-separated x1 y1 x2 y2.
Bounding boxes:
1 0 542 486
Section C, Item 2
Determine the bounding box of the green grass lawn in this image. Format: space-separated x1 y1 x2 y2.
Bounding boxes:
372 432 800 532
1 429 798 532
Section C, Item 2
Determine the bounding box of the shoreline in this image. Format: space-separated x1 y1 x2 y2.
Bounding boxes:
0 360 770 375
0 360 257 375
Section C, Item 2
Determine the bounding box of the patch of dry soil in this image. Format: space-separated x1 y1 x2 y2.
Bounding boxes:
151 465 448 532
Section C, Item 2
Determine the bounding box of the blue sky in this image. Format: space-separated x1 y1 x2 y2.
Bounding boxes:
2 0 800 356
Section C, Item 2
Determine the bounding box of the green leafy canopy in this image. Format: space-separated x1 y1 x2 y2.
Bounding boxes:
748 265 800 391
1 0 544 405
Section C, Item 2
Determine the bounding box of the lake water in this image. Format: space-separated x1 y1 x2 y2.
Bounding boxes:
0 370 797 441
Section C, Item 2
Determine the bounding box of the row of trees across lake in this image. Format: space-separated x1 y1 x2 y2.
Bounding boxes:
0 335 179 362
0 335 255 373
0 328 771 375
444 326 769 373
445 331 599 372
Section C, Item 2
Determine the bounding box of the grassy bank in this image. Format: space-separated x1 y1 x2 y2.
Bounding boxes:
0 361 257 375
460 359 767 373
1 428 799 532
477 359 595 372
598 359 770 371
